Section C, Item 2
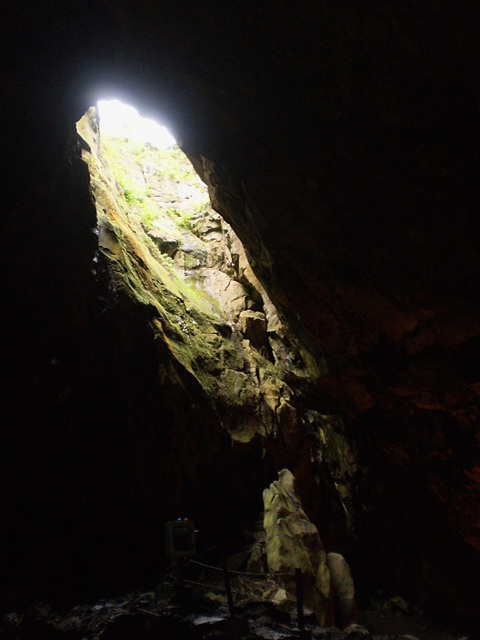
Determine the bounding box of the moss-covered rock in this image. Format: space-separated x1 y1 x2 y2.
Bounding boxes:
76 108 328 459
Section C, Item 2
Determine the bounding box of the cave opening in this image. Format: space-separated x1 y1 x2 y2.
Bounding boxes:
71 96 356 614
2 1 480 633
75 97 269 324
79 97 212 251
96 99 177 150
70 99 289 597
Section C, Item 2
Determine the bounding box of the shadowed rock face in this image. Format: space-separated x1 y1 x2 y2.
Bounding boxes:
1 1 479 628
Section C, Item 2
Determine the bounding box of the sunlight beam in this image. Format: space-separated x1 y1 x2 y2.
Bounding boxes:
97 99 176 149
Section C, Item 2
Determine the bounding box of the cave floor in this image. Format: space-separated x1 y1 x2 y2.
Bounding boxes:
1 583 472 640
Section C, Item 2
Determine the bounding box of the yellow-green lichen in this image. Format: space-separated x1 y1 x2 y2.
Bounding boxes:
76 107 325 450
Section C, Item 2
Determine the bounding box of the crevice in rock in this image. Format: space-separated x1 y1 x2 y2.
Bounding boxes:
74 104 356 570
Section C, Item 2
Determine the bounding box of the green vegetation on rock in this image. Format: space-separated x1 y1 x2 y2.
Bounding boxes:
100 136 209 238
76 107 327 453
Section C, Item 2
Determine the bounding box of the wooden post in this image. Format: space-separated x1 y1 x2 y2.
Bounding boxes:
221 557 235 618
176 558 185 600
295 568 305 632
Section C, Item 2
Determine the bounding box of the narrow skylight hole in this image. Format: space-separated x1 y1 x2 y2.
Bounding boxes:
97 99 176 149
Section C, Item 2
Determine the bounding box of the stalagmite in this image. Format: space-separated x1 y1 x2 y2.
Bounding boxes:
263 469 333 625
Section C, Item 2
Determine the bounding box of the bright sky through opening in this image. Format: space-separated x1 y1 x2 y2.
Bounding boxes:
97 99 176 149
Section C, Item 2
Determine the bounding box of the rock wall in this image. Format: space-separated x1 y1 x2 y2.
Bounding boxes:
1 0 479 628
77 109 325 449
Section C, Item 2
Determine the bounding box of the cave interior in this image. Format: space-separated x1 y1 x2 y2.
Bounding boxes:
1 1 479 632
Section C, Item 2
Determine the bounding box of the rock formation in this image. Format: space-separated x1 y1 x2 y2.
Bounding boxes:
263 469 357 628
327 552 357 630
76 107 325 451
263 469 333 625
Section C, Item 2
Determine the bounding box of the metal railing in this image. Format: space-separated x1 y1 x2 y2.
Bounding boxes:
166 555 309 636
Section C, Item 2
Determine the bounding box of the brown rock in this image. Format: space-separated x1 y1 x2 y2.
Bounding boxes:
238 310 267 347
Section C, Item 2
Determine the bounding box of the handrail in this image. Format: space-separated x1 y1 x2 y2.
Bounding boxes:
188 558 293 578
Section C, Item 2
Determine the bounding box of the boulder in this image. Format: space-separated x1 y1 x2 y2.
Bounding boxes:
327 552 357 629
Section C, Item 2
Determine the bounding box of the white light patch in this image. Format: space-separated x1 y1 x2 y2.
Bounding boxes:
97 99 176 149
